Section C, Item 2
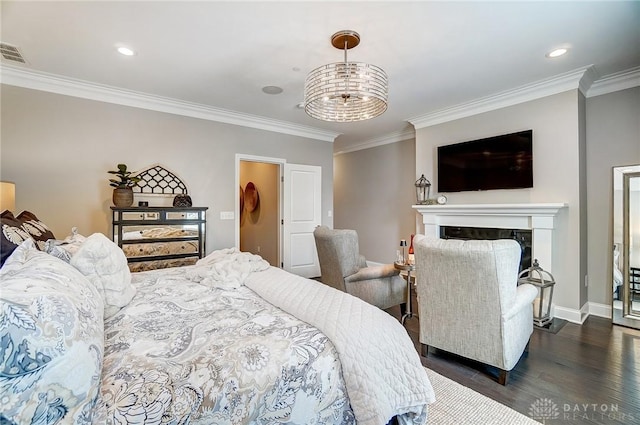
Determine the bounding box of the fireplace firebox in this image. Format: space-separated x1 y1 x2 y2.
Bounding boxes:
440 226 532 271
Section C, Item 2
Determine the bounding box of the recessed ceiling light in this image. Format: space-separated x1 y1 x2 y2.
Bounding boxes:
117 46 136 56
262 86 283 95
546 48 568 58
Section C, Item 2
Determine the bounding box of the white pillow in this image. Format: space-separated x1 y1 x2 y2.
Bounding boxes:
68 233 136 319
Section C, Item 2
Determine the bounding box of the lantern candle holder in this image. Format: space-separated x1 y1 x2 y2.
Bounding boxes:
518 259 556 327
415 174 431 205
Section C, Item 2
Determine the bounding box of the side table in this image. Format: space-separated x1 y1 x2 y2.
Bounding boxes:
394 262 416 324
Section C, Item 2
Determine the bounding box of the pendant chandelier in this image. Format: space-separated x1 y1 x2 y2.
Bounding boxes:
304 30 388 122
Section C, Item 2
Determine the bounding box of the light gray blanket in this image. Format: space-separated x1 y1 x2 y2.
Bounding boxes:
245 266 435 425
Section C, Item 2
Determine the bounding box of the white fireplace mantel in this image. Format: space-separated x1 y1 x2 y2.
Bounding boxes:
413 203 567 218
413 203 568 273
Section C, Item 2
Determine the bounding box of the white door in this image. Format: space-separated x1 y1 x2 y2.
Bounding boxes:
283 163 321 278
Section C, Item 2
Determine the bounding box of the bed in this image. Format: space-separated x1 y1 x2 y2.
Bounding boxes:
0 225 435 424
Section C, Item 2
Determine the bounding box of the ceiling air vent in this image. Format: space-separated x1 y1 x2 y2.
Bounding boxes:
0 43 26 63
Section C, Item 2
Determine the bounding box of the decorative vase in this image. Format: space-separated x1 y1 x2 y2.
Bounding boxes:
173 194 192 207
113 188 134 207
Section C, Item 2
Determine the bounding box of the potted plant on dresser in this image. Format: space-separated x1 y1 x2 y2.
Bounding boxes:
108 163 141 207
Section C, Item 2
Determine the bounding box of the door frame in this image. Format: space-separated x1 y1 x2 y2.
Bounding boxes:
235 154 285 266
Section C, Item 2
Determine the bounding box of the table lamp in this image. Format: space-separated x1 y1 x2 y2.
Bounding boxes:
0 181 16 212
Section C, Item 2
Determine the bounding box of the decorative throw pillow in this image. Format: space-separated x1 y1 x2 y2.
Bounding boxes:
44 227 87 262
44 239 73 262
1 210 32 267
0 239 104 424
16 210 57 251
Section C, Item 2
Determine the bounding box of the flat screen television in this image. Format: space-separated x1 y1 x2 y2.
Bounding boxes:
437 130 533 192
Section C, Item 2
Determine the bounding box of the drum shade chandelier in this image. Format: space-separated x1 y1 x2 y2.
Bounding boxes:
304 30 388 122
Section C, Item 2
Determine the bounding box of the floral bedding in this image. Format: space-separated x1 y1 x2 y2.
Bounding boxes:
93 266 355 424
1 240 104 424
2 239 433 425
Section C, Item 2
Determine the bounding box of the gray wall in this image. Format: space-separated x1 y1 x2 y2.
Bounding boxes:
586 86 640 306
334 138 416 263
0 85 335 253
415 90 584 316
4 82 638 315
333 86 640 320
578 92 588 308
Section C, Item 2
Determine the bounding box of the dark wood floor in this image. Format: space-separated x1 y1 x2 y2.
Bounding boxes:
385 293 640 424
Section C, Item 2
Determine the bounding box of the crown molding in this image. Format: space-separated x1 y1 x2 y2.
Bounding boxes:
578 65 599 95
334 128 415 155
0 64 339 142
587 66 640 98
408 66 596 129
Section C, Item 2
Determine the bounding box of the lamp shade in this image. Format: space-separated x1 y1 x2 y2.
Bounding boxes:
0 181 16 212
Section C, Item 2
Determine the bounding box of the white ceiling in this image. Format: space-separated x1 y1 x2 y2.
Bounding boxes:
2 1 639 153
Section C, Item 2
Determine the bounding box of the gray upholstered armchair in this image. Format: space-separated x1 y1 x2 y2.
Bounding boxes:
313 226 406 310
413 234 538 385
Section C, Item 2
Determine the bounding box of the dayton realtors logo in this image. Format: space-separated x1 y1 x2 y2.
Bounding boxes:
529 398 635 422
562 403 634 422
529 398 560 423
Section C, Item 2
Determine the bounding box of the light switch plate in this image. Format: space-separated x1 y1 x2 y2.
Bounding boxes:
220 211 235 220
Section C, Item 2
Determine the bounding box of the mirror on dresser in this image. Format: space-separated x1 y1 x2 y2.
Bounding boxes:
612 164 640 329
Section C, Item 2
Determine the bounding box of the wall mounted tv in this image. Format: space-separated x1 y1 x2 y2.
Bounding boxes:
437 130 533 192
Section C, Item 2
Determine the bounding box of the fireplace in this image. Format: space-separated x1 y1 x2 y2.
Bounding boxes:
440 226 532 271
413 203 567 275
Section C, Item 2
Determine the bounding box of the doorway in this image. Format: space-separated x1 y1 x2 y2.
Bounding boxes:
238 156 283 267
235 154 322 277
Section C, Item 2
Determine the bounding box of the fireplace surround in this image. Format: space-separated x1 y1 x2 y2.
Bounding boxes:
413 203 568 276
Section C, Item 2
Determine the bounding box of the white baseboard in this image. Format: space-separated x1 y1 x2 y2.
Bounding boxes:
552 304 588 324
552 302 612 324
587 302 612 319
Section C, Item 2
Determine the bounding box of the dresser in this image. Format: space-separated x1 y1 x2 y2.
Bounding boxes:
111 206 208 272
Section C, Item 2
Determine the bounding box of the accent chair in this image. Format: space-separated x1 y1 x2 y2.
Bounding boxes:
313 226 406 311
413 234 538 385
